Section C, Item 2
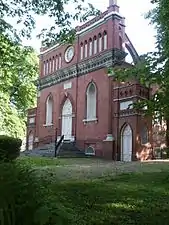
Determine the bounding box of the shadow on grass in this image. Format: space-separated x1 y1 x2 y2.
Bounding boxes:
49 172 169 225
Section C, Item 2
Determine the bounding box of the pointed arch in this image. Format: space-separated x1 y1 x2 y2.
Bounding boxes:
45 95 53 125
84 40 88 58
80 42 84 60
89 38 93 56
121 123 133 162
103 31 107 50
98 33 102 52
93 36 97 54
86 82 97 120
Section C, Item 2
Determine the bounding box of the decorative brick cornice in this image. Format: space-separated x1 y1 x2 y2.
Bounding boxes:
38 49 127 90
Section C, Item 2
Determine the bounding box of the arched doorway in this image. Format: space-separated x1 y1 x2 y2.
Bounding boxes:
121 125 132 162
61 98 72 140
28 133 34 150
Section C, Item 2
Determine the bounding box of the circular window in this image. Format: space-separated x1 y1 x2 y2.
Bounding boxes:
64 46 75 63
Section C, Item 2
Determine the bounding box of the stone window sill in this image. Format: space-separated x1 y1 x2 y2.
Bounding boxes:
83 118 98 124
43 123 53 127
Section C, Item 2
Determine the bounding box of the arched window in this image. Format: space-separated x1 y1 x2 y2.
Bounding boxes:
46 95 53 125
28 132 34 150
49 58 52 74
86 83 97 120
89 38 93 56
52 56 55 72
140 126 149 144
80 43 83 60
119 36 123 50
98 33 102 52
103 31 107 50
58 54 62 69
93 36 97 54
84 40 88 58
55 55 58 70
43 61 46 76
46 60 49 75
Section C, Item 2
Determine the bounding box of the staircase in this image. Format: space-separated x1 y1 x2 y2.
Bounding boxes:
22 138 86 158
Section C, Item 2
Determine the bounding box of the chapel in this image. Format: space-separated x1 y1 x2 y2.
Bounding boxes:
26 0 152 161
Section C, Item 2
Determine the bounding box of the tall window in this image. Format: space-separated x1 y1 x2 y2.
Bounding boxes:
86 83 97 120
58 54 62 69
55 56 58 70
49 59 52 74
46 95 53 125
98 33 102 52
80 43 83 60
52 57 55 72
119 36 123 50
103 31 107 50
89 38 93 56
43 61 46 76
141 126 149 144
84 41 88 58
93 36 97 54
46 60 49 75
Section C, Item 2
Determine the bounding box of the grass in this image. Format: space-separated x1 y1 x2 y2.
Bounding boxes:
45 171 169 224
18 157 169 224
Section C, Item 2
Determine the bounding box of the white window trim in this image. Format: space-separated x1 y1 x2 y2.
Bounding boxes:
89 41 92 56
94 39 97 54
84 43 88 58
103 34 107 50
80 45 84 60
99 36 102 52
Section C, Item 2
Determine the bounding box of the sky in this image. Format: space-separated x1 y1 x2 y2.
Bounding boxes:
22 0 156 55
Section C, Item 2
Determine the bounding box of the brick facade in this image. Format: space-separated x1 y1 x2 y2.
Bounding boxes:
26 1 154 161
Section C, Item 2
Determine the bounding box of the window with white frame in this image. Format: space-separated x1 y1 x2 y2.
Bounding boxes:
43 62 46 75
46 96 53 125
84 41 88 58
58 54 62 69
120 100 133 110
29 117 35 124
46 60 49 75
86 83 97 120
94 37 97 54
89 39 93 56
80 43 83 60
98 34 102 52
49 59 52 74
103 31 107 50
55 56 58 70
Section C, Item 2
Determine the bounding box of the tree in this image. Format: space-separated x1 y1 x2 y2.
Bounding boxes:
108 0 169 147
0 0 100 138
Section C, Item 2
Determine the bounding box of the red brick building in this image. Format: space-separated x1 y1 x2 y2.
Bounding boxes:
27 0 152 161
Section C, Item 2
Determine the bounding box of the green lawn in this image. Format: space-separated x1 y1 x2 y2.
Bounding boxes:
19 157 169 224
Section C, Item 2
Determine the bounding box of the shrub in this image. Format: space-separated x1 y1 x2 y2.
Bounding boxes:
0 135 22 161
0 161 74 225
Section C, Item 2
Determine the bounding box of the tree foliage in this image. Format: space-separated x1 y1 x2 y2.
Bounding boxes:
0 0 100 138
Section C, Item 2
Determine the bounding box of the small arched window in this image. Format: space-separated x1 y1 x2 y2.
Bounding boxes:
86 83 97 120
119 36 123 50
89 38 93 56
49 58 52 74
46 60 49 75
98 33 102 52
103 31 107 50
52 56 55 72
55 55 58 70
43 61 46 76
80 43 84 60
46 95 53 125
93 36 97 54
84 40 88 58
58 54 62 69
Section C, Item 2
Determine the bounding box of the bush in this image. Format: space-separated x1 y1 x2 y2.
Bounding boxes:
0 135 22 161
0 161 73 225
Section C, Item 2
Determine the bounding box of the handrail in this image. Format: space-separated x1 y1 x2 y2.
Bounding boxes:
54 135 64 157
